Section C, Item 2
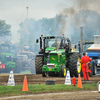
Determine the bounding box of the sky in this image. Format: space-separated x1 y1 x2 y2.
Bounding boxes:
0 0 100 43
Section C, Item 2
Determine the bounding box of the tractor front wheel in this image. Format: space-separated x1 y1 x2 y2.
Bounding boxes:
35 55 44 74
42 71 47 77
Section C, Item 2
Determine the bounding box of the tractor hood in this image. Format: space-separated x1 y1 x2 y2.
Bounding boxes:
49 50 65 64
46 47 56 51
49 49 65 54
87 44 100 52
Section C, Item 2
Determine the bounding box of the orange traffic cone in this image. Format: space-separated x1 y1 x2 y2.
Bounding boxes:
22 75 28 91
77 74 82 88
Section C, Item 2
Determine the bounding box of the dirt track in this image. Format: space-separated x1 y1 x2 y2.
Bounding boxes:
0 74 100 85
0 74 100 100
0 91 100 100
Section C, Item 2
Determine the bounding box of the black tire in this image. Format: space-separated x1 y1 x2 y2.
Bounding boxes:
68 52 81 77
14 60 22 73
89 65 93 77
61 66 66 77
35 55 44 74
42 71 47 77
93 63 97 75
31 60 35 74
80 69 83 77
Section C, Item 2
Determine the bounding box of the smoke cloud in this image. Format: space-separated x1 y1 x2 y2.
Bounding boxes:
56 0 100 43
18 0 100 45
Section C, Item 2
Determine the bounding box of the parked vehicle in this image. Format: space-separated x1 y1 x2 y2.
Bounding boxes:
84 34 100 76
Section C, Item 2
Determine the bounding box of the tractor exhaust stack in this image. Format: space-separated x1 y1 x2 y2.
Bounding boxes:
80 27 83 51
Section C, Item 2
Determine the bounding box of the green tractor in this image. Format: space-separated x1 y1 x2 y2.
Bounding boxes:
0 43 16 73
35 34 81 77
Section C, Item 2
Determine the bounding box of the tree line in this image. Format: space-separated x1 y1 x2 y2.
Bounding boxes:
19 10 100 45
1 9 100 45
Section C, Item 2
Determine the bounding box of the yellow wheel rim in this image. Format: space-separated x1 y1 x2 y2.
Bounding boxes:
45 73 47 76
77 57 81 73
64 68 66 76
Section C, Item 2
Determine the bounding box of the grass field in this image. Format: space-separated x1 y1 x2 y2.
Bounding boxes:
0 83 98 97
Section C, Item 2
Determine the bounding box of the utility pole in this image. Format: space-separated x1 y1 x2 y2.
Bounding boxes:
80 0 83 51
80 0 82 11
26 7 29 45
80 27 83 51
26 7 29 19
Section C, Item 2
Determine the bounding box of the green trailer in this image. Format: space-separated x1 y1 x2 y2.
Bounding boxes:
0 53 16 73
0 42 18 73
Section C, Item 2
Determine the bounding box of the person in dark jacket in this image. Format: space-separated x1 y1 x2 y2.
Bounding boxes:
81 52 91 80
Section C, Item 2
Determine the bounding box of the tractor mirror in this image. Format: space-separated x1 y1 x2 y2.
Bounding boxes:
36 39 39 43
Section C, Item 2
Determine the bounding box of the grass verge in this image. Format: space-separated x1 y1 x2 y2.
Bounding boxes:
0 83 98 97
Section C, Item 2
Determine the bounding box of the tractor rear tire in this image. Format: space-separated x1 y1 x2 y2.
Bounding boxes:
68 52 81 77
35 55 44 74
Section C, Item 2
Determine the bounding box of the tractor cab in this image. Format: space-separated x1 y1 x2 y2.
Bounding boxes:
36 35 71 55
